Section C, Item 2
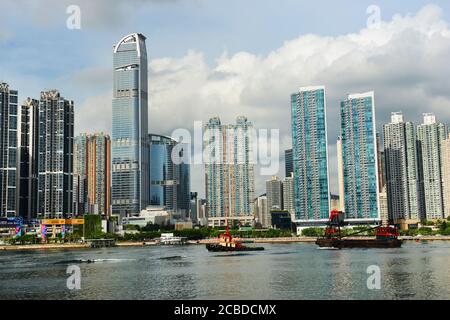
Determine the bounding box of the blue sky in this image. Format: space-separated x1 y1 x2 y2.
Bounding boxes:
1 1 450 196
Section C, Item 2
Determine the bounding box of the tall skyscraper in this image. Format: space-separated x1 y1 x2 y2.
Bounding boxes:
88 133 111 216
340 91 379 223
73 134 88 216
283 173 295 219
0 83 18 217
148 134 190 217
74 133 111 217
442 133 450 218
266 176 283 211
291 86 330 223
285 149 293 178
383 112 420 223
204 116 255 227
112 33 149 217
18 98 39 220
37 90 74 218
417 113 447 220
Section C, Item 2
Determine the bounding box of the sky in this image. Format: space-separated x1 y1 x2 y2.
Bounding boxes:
1 0 450 197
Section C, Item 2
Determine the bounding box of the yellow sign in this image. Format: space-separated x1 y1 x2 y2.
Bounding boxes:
42 219 66 225
66 219 85 225
41 219 85 225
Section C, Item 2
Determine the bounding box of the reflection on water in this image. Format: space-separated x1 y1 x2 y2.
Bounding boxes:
1 242 450 300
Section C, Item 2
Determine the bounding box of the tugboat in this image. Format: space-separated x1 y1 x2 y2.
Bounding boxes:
206 227 265 252
315 210 403 249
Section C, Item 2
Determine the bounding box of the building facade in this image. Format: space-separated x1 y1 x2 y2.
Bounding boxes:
383 112 420 223
148 134 190 218
291 86 330 223
0 83 19 217
73 134 88 216
336 136 346 213
266 176 283 211
37 90 74 218
204 116 255 227
417 113 447 220
285 149 293 178
254 194 269 227
74 133 111 216
442 133 450 218
112 33 149 216
340 92 379 223
283 173 295 219
18 98 39 220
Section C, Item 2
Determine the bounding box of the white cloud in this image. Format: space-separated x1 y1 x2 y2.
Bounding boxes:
76 4 450 196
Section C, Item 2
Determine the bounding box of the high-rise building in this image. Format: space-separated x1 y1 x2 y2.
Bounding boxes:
0 83 19 217
254 194 269 227
379 189 389 224
383 112 420 223
18 98 39 220
340 91 379 223
285 149 293 178
441 133 450 219
283 173 295 219
74 133 111 216
88 133 111 216
336 136 345 213
73 134 88 216
204 116 255 227
417 113 447 220
376 133 386 192
37 90 74 218
177 159 191 218
112 33 149 217
291 86 330 223
148 134 190 217
266 176 283 211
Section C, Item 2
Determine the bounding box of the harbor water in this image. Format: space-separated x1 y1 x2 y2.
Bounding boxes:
1 241 450 300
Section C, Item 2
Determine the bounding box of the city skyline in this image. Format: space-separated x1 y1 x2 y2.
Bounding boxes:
2 3 450 197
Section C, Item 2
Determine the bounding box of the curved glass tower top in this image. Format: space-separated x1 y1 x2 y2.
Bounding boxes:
112 33 149 216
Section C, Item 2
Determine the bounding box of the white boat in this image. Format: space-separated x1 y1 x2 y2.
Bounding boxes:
158 233 186 245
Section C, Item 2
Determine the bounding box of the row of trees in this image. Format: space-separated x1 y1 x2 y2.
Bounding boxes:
120 225 293 242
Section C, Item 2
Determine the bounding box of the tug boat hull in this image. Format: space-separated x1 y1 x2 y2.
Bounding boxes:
316 238 402 249
206 243 265 252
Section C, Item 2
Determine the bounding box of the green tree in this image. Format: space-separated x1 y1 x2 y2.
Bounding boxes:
84 215 103 239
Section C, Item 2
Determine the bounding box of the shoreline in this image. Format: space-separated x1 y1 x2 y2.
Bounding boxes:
1 236 450 252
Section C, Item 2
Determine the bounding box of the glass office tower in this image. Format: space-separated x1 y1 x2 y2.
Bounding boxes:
0 82 19 217
112 33 149 216
340 92 380 223
149 134 190 216
291 86 330 223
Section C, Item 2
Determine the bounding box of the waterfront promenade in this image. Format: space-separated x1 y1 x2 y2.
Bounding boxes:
2 236 450 251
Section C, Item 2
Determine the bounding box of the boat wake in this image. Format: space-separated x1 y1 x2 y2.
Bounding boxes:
158 255 187 260
55 258 135 264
